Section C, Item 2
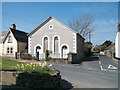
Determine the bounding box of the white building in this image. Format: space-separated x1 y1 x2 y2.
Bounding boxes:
28 16 85 62
0 31 7 56
115 24 120 59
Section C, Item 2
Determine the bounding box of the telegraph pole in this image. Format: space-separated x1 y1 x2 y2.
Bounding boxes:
88 31 91 42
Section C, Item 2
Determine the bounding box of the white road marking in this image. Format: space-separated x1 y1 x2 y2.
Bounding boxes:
108 64 117 70
98 61 103 70
99 61 101 64
48 64 53 67
100 65 104 70
98 61 117 71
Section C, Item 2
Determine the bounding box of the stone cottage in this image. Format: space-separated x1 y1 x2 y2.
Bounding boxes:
2 24 28 58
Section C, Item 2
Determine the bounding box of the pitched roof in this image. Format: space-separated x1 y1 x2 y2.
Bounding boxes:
28 16 52 36
105 43 115 50
11 28 28 42
0 31 7 43
28 16 78 37
3 28 28 43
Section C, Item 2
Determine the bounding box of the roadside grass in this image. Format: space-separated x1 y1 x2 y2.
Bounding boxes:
2 59 22 71
1 59 57 74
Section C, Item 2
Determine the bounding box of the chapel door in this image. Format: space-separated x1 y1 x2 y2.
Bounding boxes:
61 45 68 58
36 46 41 60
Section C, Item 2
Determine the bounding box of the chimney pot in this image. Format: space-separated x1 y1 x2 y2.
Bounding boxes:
11 24 16 30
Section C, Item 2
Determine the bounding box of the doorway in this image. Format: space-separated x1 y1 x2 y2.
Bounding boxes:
36 46 41 60
61 45 68 58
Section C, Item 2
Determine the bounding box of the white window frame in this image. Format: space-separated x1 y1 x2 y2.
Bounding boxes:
8 36 12 43
52 35 60 54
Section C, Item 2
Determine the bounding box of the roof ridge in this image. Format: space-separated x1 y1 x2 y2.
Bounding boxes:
10 28 28 34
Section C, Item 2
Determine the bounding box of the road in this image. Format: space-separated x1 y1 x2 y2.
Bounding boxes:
50 54 119 89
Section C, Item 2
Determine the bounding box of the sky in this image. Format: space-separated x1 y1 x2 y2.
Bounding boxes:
2 2 118 46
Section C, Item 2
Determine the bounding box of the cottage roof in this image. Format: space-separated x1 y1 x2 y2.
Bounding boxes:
3 28 28 43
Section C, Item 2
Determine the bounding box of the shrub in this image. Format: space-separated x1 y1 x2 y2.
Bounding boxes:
45 50 50 61
21 53 32 60
16 72 60 88
14 62 61 88
32 56 38 60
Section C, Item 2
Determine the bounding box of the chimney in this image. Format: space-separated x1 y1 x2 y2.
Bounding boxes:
118 23 120 32
11 24 16 30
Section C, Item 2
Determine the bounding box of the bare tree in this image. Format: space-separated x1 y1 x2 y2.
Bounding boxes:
68 15 94 41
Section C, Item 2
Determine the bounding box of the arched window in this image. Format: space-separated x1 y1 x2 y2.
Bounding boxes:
43 37 48 52
54 36 59 53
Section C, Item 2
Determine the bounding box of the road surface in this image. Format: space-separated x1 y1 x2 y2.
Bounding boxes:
51 54 119 89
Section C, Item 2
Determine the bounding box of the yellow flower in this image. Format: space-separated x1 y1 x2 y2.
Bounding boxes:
38 63 42 66
21 64 24 66
17 64 19 67
44 61 47 66
26 64 29 66
33 64 36 67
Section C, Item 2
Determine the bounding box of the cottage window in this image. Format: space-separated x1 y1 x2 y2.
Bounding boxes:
7 48 9 53
8 36 12 43
10 47 13 53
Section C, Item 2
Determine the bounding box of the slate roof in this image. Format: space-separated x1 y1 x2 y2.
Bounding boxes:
3 28 28 43
105 43 115 50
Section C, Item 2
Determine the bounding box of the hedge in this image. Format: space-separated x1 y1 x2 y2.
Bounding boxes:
16 72 61 88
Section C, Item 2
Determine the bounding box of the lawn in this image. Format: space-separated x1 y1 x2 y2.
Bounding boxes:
1 59 57 74
2 59 22 71
1 59 61 88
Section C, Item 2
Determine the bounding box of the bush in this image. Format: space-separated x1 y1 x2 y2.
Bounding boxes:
21 53 32 60
32 56 38 60
45 50 50 61
14 62 61 88
16 72 61 88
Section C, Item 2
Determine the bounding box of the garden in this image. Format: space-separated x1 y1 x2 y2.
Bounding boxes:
1 58 61 89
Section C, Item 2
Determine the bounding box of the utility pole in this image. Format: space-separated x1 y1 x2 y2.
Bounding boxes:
88 31 91 42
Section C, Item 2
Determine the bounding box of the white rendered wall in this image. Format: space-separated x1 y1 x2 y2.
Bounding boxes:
115 32 120 58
